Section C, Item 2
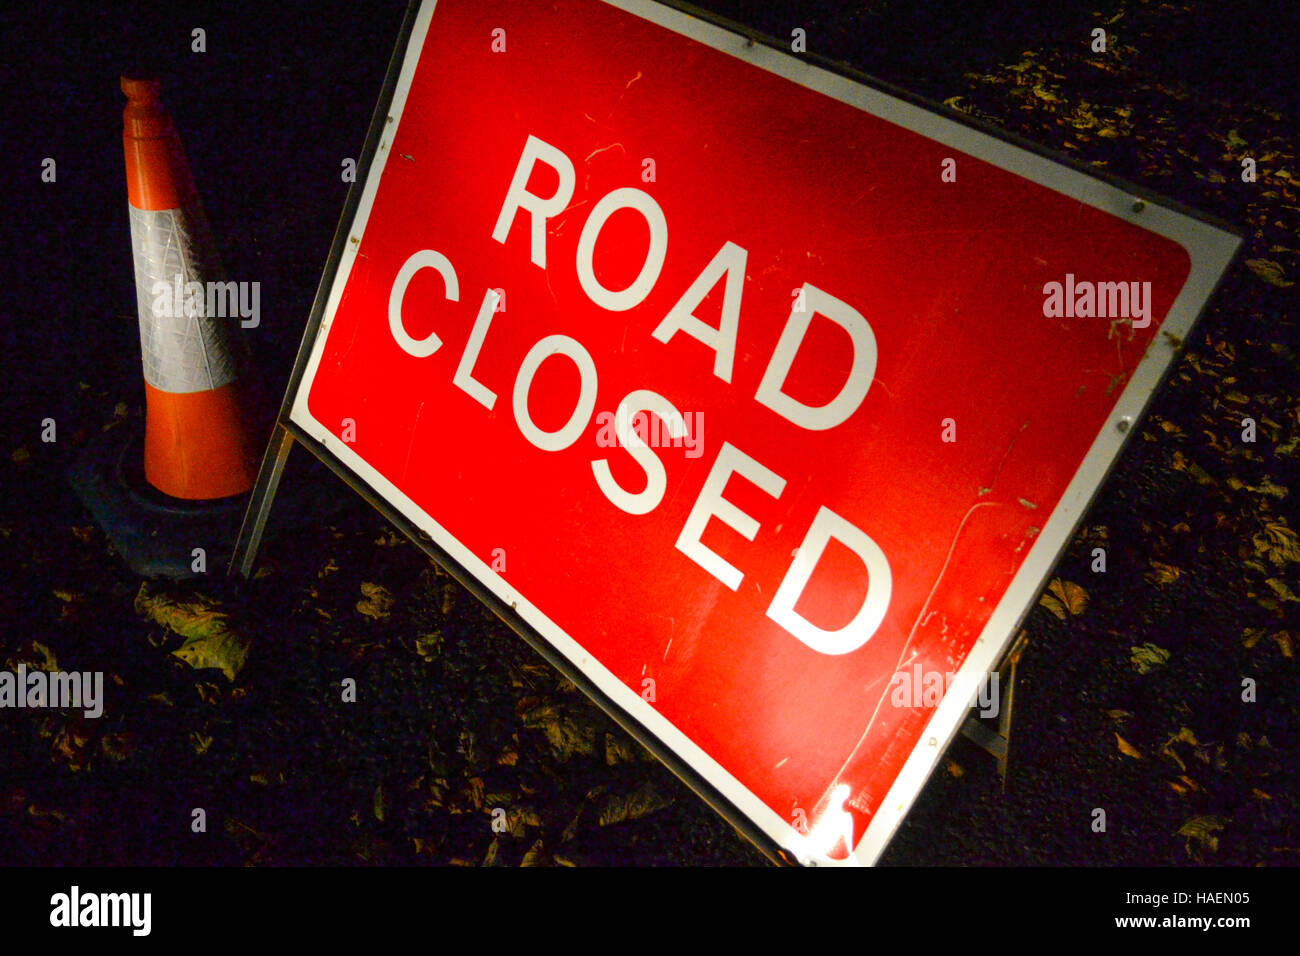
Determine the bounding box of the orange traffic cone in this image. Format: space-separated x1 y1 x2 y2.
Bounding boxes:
122 74 255 499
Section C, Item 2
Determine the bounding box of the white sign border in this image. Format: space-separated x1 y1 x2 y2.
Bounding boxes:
287 0 1241 866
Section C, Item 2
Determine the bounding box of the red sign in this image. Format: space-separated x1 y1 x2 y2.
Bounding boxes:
288 0 1238 863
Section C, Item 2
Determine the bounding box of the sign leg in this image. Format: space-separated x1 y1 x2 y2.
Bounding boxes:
228 422 295 578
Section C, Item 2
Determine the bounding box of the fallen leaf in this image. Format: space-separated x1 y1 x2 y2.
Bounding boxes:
520 703 599 761
414 632 443 660
30 641 59 672
1145 561 1182 587
604 732 641 766
1177 816 1226 857
135 585 248 679
1265 577 1299 602
520 838 547 867
1130 643 1171 674
1116 734 1143 759
1040 578 1088 619
598 782 674 826
1244 259 1293 287
356 582 394 620
1254 521 1300 566
171 629 250 682
100 732 134 761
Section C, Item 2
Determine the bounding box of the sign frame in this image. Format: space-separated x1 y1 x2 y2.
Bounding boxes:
232 0 1241 866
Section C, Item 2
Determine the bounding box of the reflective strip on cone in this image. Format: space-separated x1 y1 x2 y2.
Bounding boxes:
129 204 238 394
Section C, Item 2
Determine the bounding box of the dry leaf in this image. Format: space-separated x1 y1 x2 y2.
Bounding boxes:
1116 734 1143 759
1040 578 1088 620
1265 577 1299 602
520 839 546 867
171 630 250 682
1254 521 1300 566
1145 561 1182 587
1244 259 1293 287
521 703 599 761
356 582 394 620
598 782 674 826
414 632 443 660
134 585 249 679
1177 816 1226 857
1130 643 1170 674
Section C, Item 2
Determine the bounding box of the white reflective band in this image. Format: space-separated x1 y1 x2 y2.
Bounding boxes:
129 204 238 393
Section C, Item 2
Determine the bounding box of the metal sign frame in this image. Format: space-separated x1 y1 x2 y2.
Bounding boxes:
232 0 1241 866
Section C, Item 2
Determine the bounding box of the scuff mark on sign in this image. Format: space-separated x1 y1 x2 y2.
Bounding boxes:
584 142 626 164
401 402 426 484
828 500 1002 803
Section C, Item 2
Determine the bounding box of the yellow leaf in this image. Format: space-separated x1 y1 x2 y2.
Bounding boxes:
1039 593 1066 620
1245 259 1293 287
1048 578 1088 616
1116 734 1143 759
1265 577 1299 602
171 630 250 682
1131 643 1170 674
598 782 674 826
1177 816 1226 857
135 584 249 680
356 582 394 620
414 632 443 660
1254 521 1300 565
1145 561 1182 587
520 839 547 867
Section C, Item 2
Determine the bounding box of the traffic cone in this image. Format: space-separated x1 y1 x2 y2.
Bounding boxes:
122 74 255 499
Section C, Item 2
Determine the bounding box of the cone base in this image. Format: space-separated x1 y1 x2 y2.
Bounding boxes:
144 381 256 499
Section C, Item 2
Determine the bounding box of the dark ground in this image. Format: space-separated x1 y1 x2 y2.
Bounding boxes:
0 0 1296 868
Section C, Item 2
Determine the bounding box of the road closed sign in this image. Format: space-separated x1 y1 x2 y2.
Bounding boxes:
280 0 1239 863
